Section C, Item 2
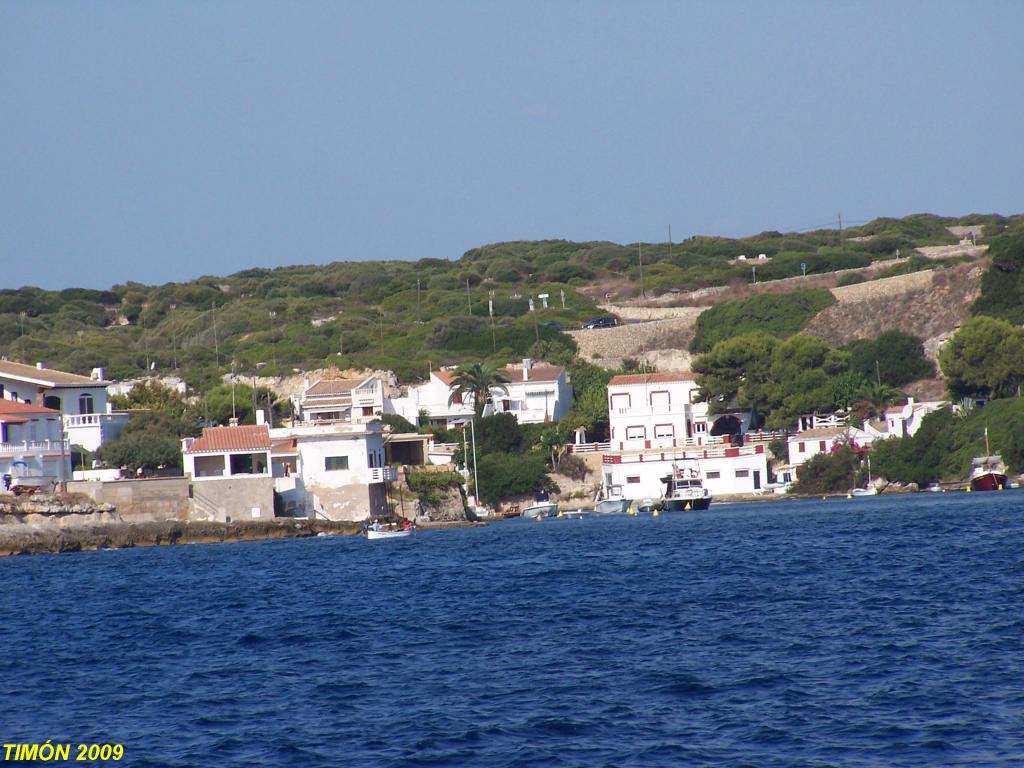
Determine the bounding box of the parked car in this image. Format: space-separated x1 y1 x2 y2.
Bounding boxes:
582 316 619 329
542 320 563 331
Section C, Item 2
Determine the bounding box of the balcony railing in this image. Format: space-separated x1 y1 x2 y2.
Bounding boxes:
63 413 128 429
0 439 70 456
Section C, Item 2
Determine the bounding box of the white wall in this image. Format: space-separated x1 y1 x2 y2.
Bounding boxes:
294 431 385 488
603 449 769 498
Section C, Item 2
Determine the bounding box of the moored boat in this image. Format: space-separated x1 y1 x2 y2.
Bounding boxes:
594 483 632 515
660 462 712 511
522 501 558 519
366 528 412 540
969 428 1008 492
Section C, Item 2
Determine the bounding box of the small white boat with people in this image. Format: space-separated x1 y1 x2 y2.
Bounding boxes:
660 461 712 512
521 490 558 520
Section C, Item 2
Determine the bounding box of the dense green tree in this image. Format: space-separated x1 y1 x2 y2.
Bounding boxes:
474 452 554 507
693 332 778 425
938 316 1024 399
844 331 934 387
852 381 905 421
970 232 1024 324
766 336 846 427
792 445 860 494
98 433 183 472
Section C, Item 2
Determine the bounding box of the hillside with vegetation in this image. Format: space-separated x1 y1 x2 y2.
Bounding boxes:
3 212 1020 392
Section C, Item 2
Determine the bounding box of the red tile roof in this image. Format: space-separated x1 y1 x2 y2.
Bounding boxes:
0 400 61 416
503 364 564 384
608 372 698 386
434 370 457 385
186 425 272 454
305 378 363 396
0 360 107 386
271 438 298 456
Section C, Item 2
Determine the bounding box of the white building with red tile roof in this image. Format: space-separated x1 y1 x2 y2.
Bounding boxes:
606 372 713 451
292 374 386 425
391 359 572 427
0 360 128 451
0 399 71 488
181 423 275 521
493 359 571 424
786 427 848 466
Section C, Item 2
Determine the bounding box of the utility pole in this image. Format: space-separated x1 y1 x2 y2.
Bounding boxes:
416 277 421 323
212 302 220 368
466 279 472 315
638 243 645 297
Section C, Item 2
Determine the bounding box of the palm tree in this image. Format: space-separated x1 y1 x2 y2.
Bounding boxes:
448 362 510 420
852 381 903 422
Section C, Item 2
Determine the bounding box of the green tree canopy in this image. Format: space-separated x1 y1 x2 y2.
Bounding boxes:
693 331 779 425
690 288 835 353
938 316 1024 400
844 330 935 387
970 232 1024 324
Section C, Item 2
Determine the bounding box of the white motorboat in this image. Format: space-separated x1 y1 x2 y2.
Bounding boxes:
660 462 712 512
594 483 632 515
522 501 558 519
366 528 412 540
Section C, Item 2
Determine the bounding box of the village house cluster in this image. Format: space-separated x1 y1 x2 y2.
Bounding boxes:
0 355 945 518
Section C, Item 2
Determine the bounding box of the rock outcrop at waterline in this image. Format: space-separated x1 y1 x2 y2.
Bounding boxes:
0 518 365 557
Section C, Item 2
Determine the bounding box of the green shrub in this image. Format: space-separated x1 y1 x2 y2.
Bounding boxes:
836 272 867 287
690 288 835 353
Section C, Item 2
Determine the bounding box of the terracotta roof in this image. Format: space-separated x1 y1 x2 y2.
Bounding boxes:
271 439 298 456
186 425 272 454
0 360 107 386
885 405 906 415
301 397 352 410
305 378 364 396
0 400 61 416
791 427 846 440
434 370 457 385
503 364 564 384
608 372 698 386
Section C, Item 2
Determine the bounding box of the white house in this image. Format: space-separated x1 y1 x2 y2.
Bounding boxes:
180 423 274 521
0 360 128 452
0 399 71 487
492 360 571 424
787 427 847 467
863 398 946 440
292 375 386 425
269 421 397 521
600 443 770 500
390 369 475 428
391 359 572 427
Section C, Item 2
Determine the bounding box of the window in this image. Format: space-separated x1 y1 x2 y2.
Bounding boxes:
735 469 749 478
44 395 61 411
78 393 95 415
625 425 645 440
610 393 631 412
325 456 349 471
798 442 805 452
626 475 641 484
693 422 707 433
706 471 720 479
819 441 826 452
650 390 670 408
654 424 674 438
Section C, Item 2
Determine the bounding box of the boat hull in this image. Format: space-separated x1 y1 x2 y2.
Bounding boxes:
366 529 412 540
595 498 632 515
522 502 558 519
661 496 712 512
970 472 1008 492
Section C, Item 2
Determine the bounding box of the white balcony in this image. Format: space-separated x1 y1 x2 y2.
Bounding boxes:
0 440 70 456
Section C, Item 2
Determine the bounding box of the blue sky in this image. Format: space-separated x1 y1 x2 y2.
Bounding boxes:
2 1 1021 291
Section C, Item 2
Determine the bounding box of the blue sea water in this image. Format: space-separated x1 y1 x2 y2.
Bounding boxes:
3 492 1024 767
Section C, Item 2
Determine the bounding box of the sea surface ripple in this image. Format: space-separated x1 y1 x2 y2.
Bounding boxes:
3 492 1024 766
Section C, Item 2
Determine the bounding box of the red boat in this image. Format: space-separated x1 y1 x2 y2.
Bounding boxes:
969 428 1008 492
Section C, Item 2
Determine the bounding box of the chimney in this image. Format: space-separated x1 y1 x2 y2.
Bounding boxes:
91 367 105 381
36 362 44 370
256 409 266 426
522 358 531 381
